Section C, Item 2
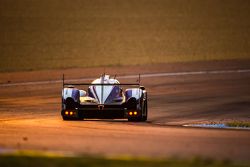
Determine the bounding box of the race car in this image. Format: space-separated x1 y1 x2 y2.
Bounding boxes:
61 74 148 122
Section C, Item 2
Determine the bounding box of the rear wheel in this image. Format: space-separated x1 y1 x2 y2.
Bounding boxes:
128 111 144 122
142 101 148 121
127 100 148 122
62 116 82 121
62 116 70 121
128 117 142 122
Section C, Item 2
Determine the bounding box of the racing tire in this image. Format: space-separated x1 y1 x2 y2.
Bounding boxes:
128 117 142 122
142 101 148 122
62 116 82 121
128 100 148 122
62 116 70 121
128 112 143 122
63 117 83 121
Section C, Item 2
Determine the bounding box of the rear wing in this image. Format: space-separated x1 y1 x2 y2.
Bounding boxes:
62 74 141 87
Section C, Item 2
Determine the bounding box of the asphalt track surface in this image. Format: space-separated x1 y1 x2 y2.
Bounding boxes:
0 61 250 162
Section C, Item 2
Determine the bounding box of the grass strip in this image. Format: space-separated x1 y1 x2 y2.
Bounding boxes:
226 121 250 128
0 152 249 167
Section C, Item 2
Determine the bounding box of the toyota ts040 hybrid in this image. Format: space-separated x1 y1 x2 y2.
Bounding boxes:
61 74 148 122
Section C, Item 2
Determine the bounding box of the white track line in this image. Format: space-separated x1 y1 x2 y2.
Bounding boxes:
1 69 250 87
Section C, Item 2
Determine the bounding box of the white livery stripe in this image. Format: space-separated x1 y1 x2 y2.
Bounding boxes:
130 88 142 100
63 88 73 100
1 69 250 87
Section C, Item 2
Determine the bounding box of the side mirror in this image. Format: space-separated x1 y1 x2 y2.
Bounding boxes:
79 90 87 97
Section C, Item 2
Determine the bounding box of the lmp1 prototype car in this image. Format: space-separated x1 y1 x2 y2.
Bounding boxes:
61 74 148 122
